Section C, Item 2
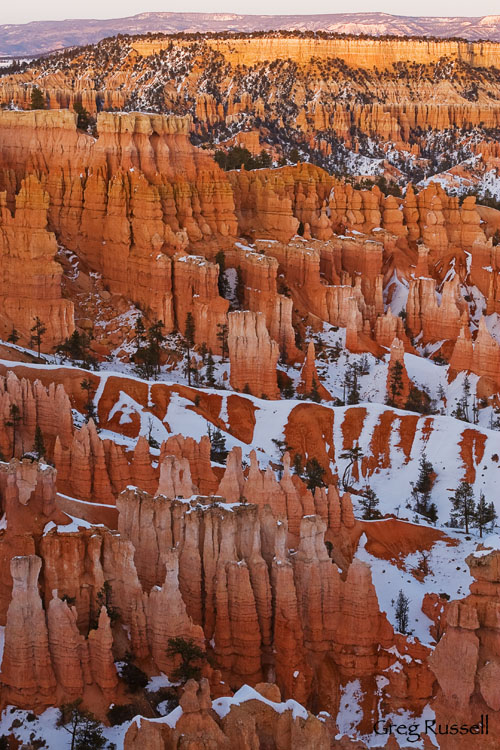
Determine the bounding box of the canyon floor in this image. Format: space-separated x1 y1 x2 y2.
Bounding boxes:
0 26 500 750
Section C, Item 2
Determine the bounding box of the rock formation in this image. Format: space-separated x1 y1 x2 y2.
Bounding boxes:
429 548 500 749
228 311 279 398
0 176 74 348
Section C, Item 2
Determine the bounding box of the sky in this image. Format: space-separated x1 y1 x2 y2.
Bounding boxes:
2 1 500 26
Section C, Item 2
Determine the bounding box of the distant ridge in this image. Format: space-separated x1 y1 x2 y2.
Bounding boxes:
3 11 500 57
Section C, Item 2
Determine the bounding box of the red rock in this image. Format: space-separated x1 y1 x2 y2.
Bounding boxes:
1 555 57 708
0 176 74 349
297 342 333 400
228 311 279 398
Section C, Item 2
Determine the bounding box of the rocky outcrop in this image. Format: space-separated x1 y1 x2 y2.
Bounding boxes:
123 678 331 750
0 176 74 348
0 555 56 708
450 317 500 389
0 110 238 330
228 311 279 399
385 338 411 407
429 548 500 748
0 370 73 460
173 254 229 352
297 341 333 401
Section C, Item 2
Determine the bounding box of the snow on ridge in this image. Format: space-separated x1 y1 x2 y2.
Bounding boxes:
212 684 308 721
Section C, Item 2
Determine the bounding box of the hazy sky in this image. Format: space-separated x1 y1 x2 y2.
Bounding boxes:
3 1 500 26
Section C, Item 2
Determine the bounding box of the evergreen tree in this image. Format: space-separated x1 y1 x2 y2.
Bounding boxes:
345 365 360 405
205 351 216 387
310 377 321 403
198 341 208 363
304 457 326 492
235 265 245 308
216 322 229 362
132 317 154 379
74 715 106 750
208 425 228 463
6 403 22 456
6 327 19 345
57 329 97 369
473 492 497 538
360 487 380 520
293 453 303 477
405 386 429 414
215 250 229 298
58 699 106 750
339 444 364 490
147 319 166 377
387 359 404 406
73 101 91 130
426 502 439 524
30 86 45 110
258 149 272 168
394 590 410 634
166 637 207 683
30 316 46 359
281 381 295 399
452 376 471 422
81 378 98 426
450 481 476 533
120 652 148 693
294 326 303 351
135 316 146 345
33 424 46 461
184 313 196 386
411 453 434 517
94 580 119 626
131 318 165 380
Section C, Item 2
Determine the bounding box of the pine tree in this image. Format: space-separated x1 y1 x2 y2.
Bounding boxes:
198 341 208 364
147 319 165 377
57 330 96 369
339 444 364 490
208 425 228 463
216 322 229 362
30 316 46 359
346 365 360 405
281 381 295 399
235 265 245 308
411 453 434 517
166 637 207 683
387 359 404 406
6 403 22 456
135 316 146 344
73 101 91 130
450 481 476 533
30 86 45 110
33 424 46 461
293 453 303 477
304 457 326 492
474 492 497 538
452 376 471 422
394 590 410 634
132 316 154 379
205 351 216 387
310 377 321 403
6 327 19 345
58 699 106 750
215 250 229 298
81 378 98 426
184 313 196 386
360 487 380 520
